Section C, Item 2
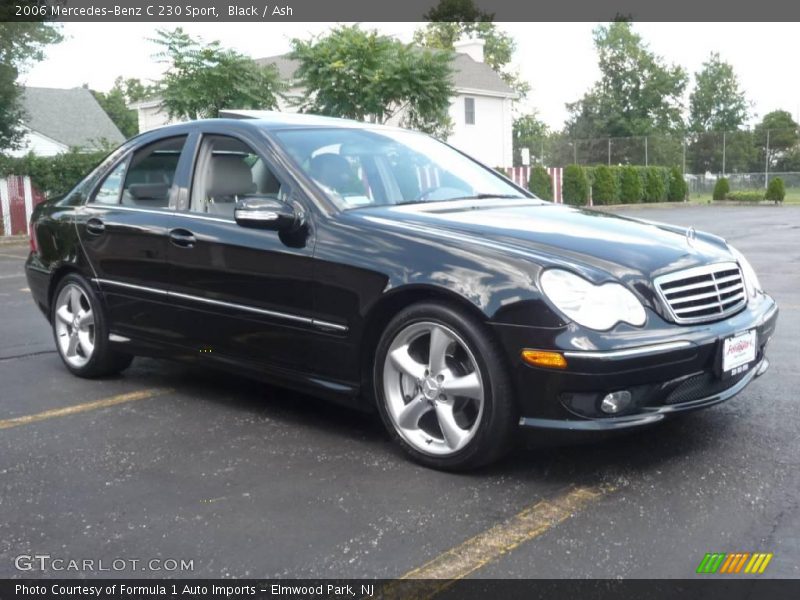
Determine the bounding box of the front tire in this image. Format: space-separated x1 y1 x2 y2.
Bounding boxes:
374 302 517 471
51 274 133 378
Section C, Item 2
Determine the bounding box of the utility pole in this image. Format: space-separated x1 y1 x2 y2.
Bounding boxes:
644 136 648 166
608 138 611 166
722 131 726 176
765 129 770 189
682 138 686 175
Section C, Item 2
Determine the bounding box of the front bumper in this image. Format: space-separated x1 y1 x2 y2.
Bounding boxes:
491 293 779 432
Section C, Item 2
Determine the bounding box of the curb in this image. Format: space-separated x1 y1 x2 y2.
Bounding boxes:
0 235 29 247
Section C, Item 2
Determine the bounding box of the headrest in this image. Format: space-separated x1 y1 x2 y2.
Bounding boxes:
309 153 353 190
207 155 255 198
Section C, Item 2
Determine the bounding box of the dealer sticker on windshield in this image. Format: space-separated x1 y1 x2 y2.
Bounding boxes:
722 329 757 376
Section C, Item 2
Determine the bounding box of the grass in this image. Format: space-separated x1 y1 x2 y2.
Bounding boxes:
689 187 800 205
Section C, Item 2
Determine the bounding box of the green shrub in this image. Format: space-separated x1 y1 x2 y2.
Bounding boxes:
562 164 588 206
667 167 688 202
528 165 552 200
712 177 730 200
591 165 617 205
619 166 642 203
727 190 765 202
643 167 667 202
0 149 109 198
765 177 786 202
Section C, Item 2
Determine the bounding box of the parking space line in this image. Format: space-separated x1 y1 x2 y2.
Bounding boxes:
0 252 27 259
0 388 172 430
384 485 612 599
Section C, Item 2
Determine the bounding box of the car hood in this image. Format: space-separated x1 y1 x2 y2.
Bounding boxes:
350 200 733 281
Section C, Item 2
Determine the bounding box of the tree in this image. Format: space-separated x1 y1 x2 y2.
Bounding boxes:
152 28 282 121
290 25 455 138
688 53 749 133
91 78 141 138
565 22 687 140
685 53 752 175
512 113 549 165
413 0 528 98
753 110 800 171
0 21 62 151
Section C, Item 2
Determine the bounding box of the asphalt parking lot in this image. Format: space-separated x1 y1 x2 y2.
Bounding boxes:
0 205 798 580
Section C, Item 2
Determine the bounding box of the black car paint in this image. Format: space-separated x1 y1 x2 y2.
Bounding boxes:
25 118 779 430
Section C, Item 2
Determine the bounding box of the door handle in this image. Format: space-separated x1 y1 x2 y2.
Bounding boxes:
86 218 105 235
169 228 196 248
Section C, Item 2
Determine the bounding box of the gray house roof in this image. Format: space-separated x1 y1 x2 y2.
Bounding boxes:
256 51 515 96
21 87 125 149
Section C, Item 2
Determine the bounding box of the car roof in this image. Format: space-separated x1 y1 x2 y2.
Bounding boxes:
145 111 404 137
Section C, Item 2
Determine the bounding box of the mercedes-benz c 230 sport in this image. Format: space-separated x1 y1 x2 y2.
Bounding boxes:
25 113 778 470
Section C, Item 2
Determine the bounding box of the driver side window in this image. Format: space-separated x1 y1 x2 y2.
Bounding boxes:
190 135 289 218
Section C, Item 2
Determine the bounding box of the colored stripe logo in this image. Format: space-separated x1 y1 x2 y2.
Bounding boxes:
696 552 773 574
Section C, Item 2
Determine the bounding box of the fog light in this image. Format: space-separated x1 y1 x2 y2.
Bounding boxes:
600 391 632 414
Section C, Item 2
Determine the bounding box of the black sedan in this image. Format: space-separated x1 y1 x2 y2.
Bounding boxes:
25 113 778 470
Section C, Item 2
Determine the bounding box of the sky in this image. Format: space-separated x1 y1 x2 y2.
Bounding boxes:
19 22 800 131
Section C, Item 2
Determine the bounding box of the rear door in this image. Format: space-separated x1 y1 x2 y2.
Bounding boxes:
165 131 318 372
77 135 192 341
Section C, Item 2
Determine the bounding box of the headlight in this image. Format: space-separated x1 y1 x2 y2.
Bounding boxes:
729 245 762 298
540 269 646 330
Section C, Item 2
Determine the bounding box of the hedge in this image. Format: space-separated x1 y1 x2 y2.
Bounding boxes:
667 166 688 202
727 190 764 202
765 177 785 202
712 177 730 201
562 164 588 205
0 149 109 198
528 165 552 200
590 165 617 205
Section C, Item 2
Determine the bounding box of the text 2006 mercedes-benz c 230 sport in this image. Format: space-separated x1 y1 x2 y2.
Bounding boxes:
25 113 778 470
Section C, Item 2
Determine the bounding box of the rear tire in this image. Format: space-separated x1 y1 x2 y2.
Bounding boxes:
374 301 517 471
51 274 133 378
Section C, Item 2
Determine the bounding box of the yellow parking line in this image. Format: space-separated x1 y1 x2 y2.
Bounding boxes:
0 388 172 430
382 485 612 599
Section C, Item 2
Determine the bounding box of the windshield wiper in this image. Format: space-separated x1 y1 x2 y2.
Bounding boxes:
450 193 527 200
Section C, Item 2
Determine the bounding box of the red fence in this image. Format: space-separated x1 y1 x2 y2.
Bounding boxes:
501 166 564 203
0 176 45 237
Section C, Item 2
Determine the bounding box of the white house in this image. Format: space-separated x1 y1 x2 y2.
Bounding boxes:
9 87 125 157
131 39 516 167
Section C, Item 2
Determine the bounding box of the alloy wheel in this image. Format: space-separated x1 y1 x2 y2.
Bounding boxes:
54 283 96 368
382 321 485 456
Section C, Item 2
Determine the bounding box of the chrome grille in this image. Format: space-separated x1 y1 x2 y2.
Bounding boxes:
654 262 747 324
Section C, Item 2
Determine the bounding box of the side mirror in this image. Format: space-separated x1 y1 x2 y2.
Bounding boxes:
234 196 298 231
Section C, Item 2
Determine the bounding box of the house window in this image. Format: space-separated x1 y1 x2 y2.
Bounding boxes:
464 97 475 125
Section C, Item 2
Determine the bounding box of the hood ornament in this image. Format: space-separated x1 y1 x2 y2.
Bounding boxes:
685 226 696 248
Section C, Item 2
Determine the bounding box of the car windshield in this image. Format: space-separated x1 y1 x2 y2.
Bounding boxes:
271 127 532 210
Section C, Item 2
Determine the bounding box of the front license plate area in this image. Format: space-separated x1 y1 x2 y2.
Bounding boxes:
719 329 757 379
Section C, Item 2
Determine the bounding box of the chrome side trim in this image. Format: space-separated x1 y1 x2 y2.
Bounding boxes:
562 340 694 360
85 203 235 224
93 278 348 333
95 279 168 296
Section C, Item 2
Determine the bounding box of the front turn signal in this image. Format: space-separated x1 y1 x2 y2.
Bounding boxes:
520 349 568 369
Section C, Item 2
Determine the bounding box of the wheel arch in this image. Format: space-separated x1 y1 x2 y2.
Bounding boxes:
46 264 89 321
358 284 500 408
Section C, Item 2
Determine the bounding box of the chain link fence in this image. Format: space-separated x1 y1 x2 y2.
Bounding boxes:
524 128 800 191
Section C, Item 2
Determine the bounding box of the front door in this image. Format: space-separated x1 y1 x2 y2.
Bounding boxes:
165 132 317 372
